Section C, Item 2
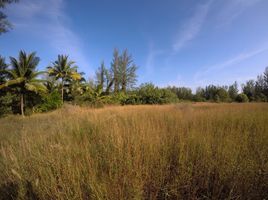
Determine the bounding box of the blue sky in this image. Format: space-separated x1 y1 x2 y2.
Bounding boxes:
1 0 268 91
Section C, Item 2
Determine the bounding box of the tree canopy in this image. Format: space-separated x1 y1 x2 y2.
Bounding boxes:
0 0 18 34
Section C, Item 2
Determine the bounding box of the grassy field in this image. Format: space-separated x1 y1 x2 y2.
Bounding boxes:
0 103 267 200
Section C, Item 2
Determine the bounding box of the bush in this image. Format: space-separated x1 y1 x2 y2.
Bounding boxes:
255 93 267 102
121 93 141 105
0 92 15 116
74 89 111 108
137 83 178 104
193 95 206 102
217 88 231 102
35 91 62 112
159 88 178 104
236 93 249 103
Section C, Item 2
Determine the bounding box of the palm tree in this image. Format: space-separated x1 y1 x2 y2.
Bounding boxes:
47 55 81 103
0 56 8 84
0 51 47 116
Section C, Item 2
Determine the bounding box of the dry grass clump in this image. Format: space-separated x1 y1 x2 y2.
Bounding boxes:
0 103 268 199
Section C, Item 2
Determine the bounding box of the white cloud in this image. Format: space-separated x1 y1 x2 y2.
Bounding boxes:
173 0 213 52
144 42 164 75
216 0 263 26
6 0 92 75
194 46 268 80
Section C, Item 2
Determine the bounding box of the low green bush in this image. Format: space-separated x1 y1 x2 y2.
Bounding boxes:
236 93 249 103
35 91 62 112
0 92 15 116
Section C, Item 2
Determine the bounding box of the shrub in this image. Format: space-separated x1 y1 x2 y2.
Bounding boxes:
193 95 206 102
74 89 111 108
159 88 178 104
0 92 15 116
137 83 178 104
121 94 141 105
255 93 267 102
236 93 249 103
214 94 220 103
217 88 231 102
35 91 62 112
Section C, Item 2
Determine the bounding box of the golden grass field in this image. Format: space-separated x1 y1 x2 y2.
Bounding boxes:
0 103 268 200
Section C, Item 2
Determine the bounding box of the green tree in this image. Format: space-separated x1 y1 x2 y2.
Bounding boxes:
47 55 81 103
217 87 230 102
95 61 106 91
118 49 137 93
0 0 18 34
255 75 266 101
111 49 120 93
242 80 255 101
167 86 193 100
263 67 268 97
236 93 249 103
104 67 114 94
0 51 47 116
228 81 239 101
0 55 8 84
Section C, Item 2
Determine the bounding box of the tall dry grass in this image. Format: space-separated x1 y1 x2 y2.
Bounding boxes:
0 103 267 199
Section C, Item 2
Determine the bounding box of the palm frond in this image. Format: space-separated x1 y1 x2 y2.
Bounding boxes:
25 82 47 93
0 77 24 89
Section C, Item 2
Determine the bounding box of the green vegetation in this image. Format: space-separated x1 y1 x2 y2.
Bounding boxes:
1 2 267 200
47 55 82 103
1 49 268 117
0 104 267 199
0 51 46 117
0 0 19 34
236 93 249 103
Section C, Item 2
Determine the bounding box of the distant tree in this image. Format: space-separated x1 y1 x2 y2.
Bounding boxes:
104 68 114 94
47 55 81 103
0 0 18 34
111 49 120 93
0 55 8 84
255 75 266 101
236 93 249 103
167 86 192 100
217 87 230 102
118 49 137 93
228 81 239 101
0 51 47 116
67 72 86 101
95 61 106 91
194 85 230 102
242 80 255 101
204 85 218 101
263 67 268 97
194 87 206 102
136 83 176 104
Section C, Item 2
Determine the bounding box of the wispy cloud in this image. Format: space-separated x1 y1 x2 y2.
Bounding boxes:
6 0 92 75
145 42 164 75
217 0 263 26
194 46 268 80
173 0 213 52
165 74 184 87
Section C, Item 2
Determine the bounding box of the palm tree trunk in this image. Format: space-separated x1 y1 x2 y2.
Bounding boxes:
20 94 24 117
61 79 64 103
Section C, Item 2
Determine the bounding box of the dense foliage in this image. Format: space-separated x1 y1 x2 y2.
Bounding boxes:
0 0 18 34
1 50 268 117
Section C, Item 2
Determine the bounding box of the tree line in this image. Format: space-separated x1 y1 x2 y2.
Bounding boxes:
0 49 138 116
1 49 268 117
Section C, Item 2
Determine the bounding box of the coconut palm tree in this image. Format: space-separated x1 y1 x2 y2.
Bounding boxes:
47 55 81 103
0 51 47 116
0 56 8 84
